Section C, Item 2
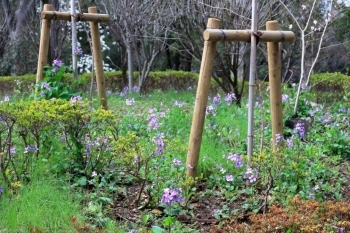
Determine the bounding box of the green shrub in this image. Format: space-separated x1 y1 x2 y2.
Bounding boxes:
310 72 350 103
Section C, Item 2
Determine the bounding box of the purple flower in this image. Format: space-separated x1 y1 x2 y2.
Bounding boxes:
152 133 164 155
73 48 83 56
10 146 16 156
40 91 45 98
120 92 125 97
213 94 221 105
41 82 51 91
244 168 258 183
24 145 38 154
224 92 237 106
227 153 243 168
0 186 2 194
4 96 9 102
52 59 62 67
206 105 216 116
174 101 184 108
225 174 233 182
294 122 305 137
282 94 289 103
126 98 135 106
133 86 139 92
275 133 284 144
287 139 294 148
172 158 182 166
70 96 83 105
309 193 315 199
161 187 183 204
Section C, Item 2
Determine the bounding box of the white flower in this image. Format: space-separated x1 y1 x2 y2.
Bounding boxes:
311 26 315 31
289 24 293 29
302 5 307 10
313 20 317 25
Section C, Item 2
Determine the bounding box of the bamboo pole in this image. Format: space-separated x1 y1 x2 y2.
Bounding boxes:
186 18 220 178
247 0 259 167
36 4 53 83
89 7 108 110
203 29 294 42
41 11 110 22
71 0 78 79
267 21 283 151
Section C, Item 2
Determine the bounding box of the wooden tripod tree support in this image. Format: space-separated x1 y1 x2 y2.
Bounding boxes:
36 4 110 110
186 18 294 178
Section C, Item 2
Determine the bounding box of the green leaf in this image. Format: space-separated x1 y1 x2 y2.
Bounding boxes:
151 226 164 233
76 176 87 186
163 216 175 227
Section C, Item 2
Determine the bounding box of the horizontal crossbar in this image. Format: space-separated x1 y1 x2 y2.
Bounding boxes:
41 11 110 22
203 29 294 42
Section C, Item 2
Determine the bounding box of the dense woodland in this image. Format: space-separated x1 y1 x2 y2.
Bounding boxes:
1 0 350 95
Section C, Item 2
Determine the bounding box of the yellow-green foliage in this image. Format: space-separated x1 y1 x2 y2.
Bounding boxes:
112 131 141 169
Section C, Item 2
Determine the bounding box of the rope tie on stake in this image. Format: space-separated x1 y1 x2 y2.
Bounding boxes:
219 29 226 41
49 12 57 20
76 12 84 22
279 30 285 42
247 30 262 45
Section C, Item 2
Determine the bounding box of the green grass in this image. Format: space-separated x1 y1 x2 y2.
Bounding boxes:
0 175 84 232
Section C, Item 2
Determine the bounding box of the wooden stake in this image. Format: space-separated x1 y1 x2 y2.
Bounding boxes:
36 4 53 83
186 18 220 178
89 7 108 110
267 21 283 151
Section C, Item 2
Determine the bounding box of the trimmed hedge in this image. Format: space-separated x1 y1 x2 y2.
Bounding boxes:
310 72 350 103
0 70 201 95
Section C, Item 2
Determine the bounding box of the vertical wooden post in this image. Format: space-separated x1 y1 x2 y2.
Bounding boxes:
186 18 220 178
88 7 108 110
267 21 283 151
36 4 53 83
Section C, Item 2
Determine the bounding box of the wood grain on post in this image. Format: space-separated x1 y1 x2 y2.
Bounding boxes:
186 18 220 178
203 29 294 42
89 7 108 110
36 4 53 83
267 21 283 151
41 11 110 22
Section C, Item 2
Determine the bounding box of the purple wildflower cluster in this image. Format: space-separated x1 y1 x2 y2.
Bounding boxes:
24 145 39 154
206 105 216 116
244 168 258 183
120 86 139 97
4 96 9 102
70 95 83 105
174 101 184 108
84 136 109 156
294 122 306 137
213 94 221 105
161 187 183 204
0 185 2 194
10 146 16 156
172 158 182 166
227 153 243 168
147 108 165 131
126 98 135 106
73 48 84 57
275 133 284 145
52 59 63 72
282 94 289 103
152 133 164 155
224 92 237 106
